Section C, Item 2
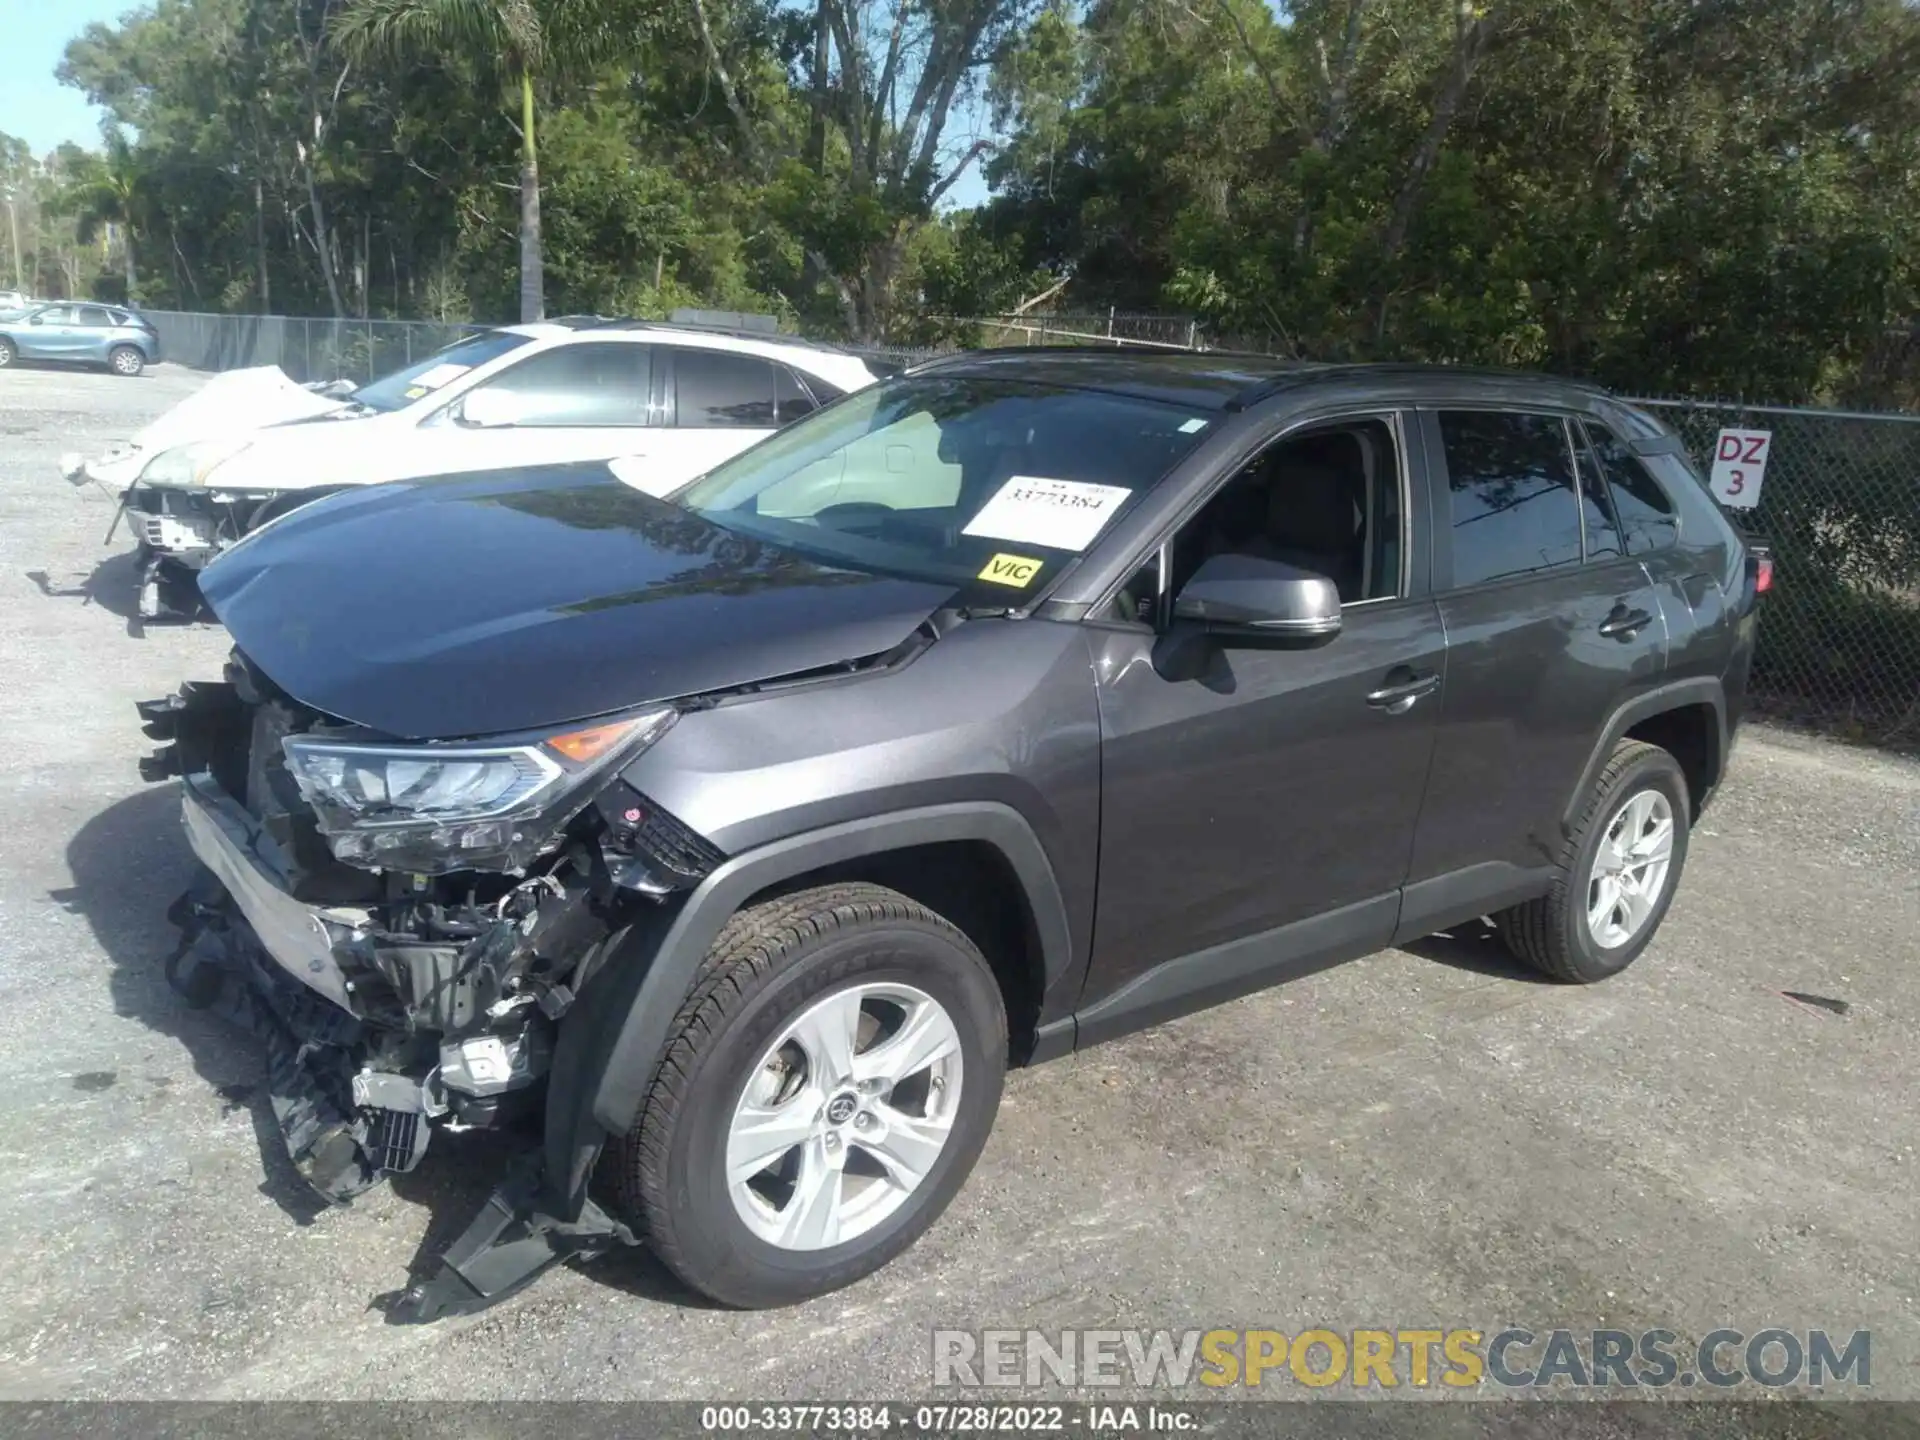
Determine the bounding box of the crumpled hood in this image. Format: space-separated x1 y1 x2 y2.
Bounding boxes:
135 366 349 453
67 366 353 488
199 462 957 739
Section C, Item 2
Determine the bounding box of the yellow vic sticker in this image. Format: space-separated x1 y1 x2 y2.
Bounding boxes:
978 553 1044 588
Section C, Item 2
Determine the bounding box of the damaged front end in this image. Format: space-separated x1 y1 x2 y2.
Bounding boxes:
139 653 721 1312
120 482 278 622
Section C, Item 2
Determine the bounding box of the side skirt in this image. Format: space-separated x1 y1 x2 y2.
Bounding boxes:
1070 894 1398 1052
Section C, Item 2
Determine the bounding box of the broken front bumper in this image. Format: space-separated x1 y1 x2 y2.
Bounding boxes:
180 774 368 1014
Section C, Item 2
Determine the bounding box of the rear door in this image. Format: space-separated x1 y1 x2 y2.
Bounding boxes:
1398 407 1667 935
76 306 118 362
643 347 820 495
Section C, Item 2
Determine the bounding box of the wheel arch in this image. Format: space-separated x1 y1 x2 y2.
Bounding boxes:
1564 679 1727 833
542 801 1073 1219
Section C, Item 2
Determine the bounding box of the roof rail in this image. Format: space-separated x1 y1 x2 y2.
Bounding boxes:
582 314 868 357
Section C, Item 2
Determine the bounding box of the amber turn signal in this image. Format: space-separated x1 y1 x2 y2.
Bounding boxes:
546 719 639 764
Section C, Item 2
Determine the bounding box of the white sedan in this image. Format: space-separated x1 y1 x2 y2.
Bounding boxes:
66 318 887 618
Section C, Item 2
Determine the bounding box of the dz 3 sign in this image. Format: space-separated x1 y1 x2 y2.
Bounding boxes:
1708 428 1772 510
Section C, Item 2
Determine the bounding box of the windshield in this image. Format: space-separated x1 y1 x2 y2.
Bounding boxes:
673 376 1213 595
351 331 533 412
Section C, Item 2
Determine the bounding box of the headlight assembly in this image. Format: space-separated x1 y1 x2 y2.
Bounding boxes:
140 436 255 487
282 707 677 874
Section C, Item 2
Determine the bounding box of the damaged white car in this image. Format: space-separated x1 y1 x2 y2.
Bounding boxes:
66 318 886 619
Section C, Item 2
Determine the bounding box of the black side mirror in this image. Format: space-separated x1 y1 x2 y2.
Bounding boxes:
1173 552 1342 645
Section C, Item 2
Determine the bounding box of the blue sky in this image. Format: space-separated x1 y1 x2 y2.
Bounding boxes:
0 0 123 154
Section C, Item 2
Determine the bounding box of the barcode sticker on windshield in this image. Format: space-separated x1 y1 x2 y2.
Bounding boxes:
412 362 470 390
961 476 1133 552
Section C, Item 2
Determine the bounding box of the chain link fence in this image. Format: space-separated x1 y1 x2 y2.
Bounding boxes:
135 306 1920 744
1628 399 1920 742
143 310 484 385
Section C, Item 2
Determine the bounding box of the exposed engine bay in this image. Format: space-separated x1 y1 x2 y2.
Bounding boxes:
138 650 722 1312
121 482 283 620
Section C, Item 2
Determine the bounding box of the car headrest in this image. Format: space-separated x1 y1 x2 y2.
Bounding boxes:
1267 459 1360 553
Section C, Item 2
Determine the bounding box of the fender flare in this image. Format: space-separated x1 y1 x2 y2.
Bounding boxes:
543 801 1073 1214
1561 677 1727 833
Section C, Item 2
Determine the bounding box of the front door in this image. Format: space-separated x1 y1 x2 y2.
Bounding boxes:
23 305 77 358
1078 414 1444 1041
408 340 658 479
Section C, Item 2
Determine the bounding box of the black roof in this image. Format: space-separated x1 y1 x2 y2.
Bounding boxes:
908 347 1614 411
909 348 1307 409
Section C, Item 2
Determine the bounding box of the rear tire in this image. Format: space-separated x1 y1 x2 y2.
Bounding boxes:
108 345 145 377
1496 740 1690 983
614 882 1006 1308
0 338 15 368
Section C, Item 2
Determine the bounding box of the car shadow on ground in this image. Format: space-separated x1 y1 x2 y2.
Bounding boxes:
1399 917 1558 982
25 547 147 629
59 784 709 1312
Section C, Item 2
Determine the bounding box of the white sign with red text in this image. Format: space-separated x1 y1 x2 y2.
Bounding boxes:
1708 428 1772 509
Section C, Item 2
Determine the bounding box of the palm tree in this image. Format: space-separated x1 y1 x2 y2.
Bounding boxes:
59 138 144 300
333 0 633 322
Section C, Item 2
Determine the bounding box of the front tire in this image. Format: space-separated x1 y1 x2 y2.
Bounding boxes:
1496 739 1690 983
108 345 145 377
0 337 16 368
614 883 1007 1308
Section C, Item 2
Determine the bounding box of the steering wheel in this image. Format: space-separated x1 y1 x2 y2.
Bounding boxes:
812 502 896 532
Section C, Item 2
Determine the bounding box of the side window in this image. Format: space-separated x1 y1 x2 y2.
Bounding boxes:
1583 421 1679 554
674 349 779 427
36 305 74 324
79 305 114 327
1571 433 1625 561
1105 548 1165 627
775 366 819 423
1437 411 1584 587
1168 417 1403 606
467 343 652 426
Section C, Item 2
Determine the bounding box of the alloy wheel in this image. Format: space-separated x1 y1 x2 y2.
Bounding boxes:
1586 788 1675 949
726 982 963 1251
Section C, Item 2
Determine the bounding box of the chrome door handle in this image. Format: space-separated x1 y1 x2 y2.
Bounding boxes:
1599 606 1654 639
1366 672 1440 713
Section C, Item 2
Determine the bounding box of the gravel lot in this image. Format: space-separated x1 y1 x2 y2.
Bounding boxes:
0 363 1916 1408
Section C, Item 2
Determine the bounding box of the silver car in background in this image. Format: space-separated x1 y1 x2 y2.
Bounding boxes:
0 302 160 376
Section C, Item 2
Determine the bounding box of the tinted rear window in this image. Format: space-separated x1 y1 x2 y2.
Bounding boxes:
675 349 780 427
1584 421 1679 554
1438 411 1584 587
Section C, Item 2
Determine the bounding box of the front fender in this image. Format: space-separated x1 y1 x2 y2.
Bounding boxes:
541 800 1072 1218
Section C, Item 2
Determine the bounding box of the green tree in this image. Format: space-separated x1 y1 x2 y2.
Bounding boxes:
51 136 147 298
332 0 647 322
0 131 32 291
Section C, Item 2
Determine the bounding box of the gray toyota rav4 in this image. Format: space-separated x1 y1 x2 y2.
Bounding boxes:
139 350 1765 1318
